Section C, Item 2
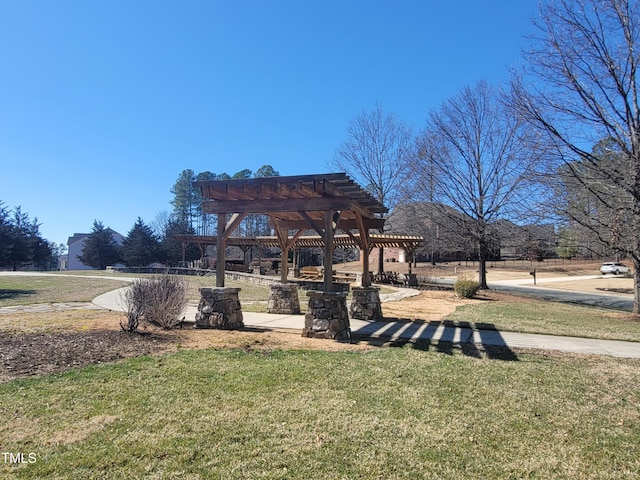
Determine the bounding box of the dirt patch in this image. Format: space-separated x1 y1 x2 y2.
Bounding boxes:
537 276 634 294
379 289 489 320
0 329 176 382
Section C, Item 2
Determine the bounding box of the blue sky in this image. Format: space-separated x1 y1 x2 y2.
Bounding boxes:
0 0 538 247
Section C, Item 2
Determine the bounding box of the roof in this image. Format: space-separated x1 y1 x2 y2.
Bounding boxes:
67 233 89 245
67 228 124 246
193 173 388 226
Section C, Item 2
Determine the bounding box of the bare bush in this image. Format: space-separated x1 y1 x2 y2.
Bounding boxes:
121 275 189 331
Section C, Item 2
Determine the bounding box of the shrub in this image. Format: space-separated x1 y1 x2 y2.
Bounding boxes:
454 276 481 298
121 274 189 331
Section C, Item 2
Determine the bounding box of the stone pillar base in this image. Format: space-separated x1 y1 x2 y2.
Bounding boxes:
195 287 244 329
267 283 300 314
302 291 350 341
350 286 383 320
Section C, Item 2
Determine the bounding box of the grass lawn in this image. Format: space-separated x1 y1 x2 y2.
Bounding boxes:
0 273 272 311
1 346 639 479
446 300 640 342
2 273 640 477
0 276 129 307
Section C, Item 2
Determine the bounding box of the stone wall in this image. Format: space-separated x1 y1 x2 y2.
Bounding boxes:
223 270 282 287
195 287 244 329
106 266 281 287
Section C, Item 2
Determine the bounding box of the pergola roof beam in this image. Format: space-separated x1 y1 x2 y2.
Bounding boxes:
202 197 354 214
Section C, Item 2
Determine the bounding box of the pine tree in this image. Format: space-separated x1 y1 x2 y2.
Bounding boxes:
254 164 279 178
0 203 53 270
158 217 201 266
0 202 14 268
170 169 197 229
77 220 121 270
121 217 160 266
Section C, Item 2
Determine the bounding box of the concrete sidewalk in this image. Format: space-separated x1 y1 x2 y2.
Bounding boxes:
92 287 640 359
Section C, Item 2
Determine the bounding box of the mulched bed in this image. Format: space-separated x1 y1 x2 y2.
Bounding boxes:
0 330 178 383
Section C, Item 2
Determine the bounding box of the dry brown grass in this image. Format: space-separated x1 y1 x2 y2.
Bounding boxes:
0 275 128 306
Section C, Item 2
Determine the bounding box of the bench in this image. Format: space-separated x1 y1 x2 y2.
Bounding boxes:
333 271 358 284
298 266 323 280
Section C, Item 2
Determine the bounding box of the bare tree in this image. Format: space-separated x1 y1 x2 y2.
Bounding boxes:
331 103 414 272
511 0 640 312
332 103 414 210
409 81 544 288
555 138 632 258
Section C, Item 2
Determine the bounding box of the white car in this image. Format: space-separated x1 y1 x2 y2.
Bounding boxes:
600 262 630 275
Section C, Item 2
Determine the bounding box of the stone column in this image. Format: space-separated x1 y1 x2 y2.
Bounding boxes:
302 291 350 341
267 283 301 314
349 286 383 321
195 287 244 329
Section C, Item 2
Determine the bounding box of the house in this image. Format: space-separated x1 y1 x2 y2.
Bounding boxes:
384 202 558 262
66 229 125 270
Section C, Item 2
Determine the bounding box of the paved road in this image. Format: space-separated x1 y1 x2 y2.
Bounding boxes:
492 284 633 311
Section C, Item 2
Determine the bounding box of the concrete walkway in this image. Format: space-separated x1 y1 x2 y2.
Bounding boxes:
91 287 640 359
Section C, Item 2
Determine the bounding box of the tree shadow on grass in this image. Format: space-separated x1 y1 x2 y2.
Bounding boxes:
0 289 37 301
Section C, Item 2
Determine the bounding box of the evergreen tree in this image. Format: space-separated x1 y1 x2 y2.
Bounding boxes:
195 171 217 235
232 169 252 179
122 217 160 266
254 164 279 178
170 169 197 228
158 217 200 266
0 203 53 270
0 202 14 268
250 165 280 236
77 220 121 270
169 166 280 238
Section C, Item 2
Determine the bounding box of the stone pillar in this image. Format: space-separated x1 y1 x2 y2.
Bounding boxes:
302 291 350 341
195 287 244 329
267 283 301 314
349 286 383 321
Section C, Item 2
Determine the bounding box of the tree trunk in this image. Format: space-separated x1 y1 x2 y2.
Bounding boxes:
478 257 488 289
478 240 489 289
633 257 640 315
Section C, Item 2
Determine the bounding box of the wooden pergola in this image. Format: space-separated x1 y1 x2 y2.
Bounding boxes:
192 173 390 291
174 233 424 273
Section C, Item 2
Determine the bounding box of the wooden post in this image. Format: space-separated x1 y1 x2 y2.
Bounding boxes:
281 243 289 283
361 247 371 287
323 210 335 292
216 213 225 287
293 247 299 277
355 214 371 287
